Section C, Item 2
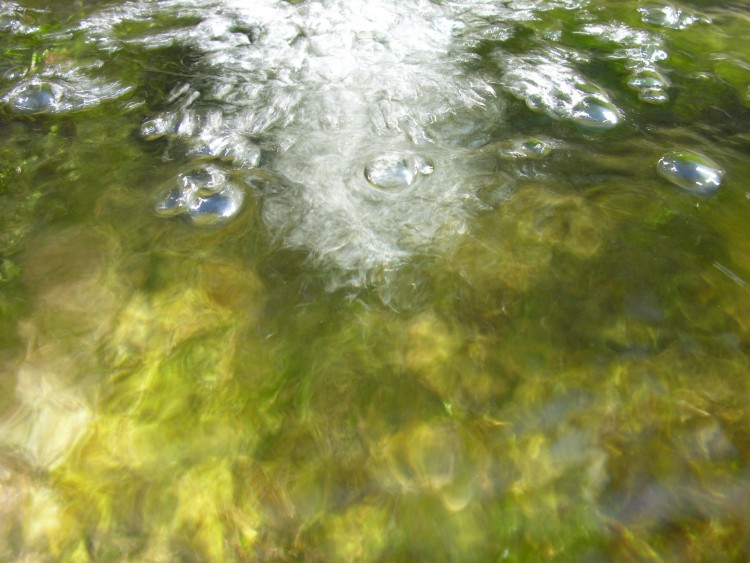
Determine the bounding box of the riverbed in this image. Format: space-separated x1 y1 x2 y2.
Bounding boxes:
1 0 750 560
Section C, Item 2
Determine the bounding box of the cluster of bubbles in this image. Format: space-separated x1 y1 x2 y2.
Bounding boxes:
572 4 724 195
121 0 520 284
0 3 131 116
1 65 132 116
128 0 724 282
141 103 262 169
154 163 246 226
0 0 729 285
499 48 621 128
142 85 261 226
580 22 671 105
638 2 708 31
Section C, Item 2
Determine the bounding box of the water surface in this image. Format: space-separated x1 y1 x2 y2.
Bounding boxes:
1 0 750 560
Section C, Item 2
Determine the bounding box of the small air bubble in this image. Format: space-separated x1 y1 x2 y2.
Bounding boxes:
638 87 669 104
627 69 670 90
154 189 186 218
179 164 230 196
520 139 552 158
499 138 553 159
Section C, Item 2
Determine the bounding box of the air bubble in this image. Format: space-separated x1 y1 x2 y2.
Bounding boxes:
154 189 186 218
570 96 621 129
186 140 223 161
174 111 198 138
364 152 434 190
187 137 261 168
627 69 669 91
185 187 245 226
3 68 131 115
223 141 261 168
499 138 553 159
627 68 670 104
638 87 669 104
4 79 62 114
155 164 245 226
140 115 174 140
521 139 552 157
638 4 704 30
656 150 724 196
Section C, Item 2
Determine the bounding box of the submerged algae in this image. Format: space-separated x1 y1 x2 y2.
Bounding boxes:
1 0 750 561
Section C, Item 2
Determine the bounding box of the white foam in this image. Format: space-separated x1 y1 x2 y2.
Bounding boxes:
498 48 621 128
67 0 629 286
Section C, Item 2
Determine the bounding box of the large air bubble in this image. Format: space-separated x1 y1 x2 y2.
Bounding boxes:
155 164 245 226
656 150 724 196
1 65 131 115
3 79 63 114
364 152 434 191
569 96 621 129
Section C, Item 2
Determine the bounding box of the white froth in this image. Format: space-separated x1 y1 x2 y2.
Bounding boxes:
50 0 637 286
126 0 512 286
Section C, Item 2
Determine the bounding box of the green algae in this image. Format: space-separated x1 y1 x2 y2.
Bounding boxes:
1 0 750 561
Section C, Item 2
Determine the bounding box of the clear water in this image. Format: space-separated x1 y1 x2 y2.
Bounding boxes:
1 0 750 560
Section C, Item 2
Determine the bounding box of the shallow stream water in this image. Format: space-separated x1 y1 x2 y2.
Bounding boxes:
1 0 750 560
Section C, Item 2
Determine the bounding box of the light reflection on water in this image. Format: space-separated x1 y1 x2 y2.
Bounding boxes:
0 0 750 560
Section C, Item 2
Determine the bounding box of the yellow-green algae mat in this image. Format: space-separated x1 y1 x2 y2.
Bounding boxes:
4 177 750 561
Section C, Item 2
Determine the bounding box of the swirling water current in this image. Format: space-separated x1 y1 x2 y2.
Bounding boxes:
1 0 750 560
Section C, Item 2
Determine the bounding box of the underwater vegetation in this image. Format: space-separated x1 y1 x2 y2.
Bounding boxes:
1 0 750 561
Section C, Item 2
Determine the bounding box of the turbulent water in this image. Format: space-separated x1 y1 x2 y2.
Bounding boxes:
117 0 613 286
4 0 659 286
2 0 750 561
